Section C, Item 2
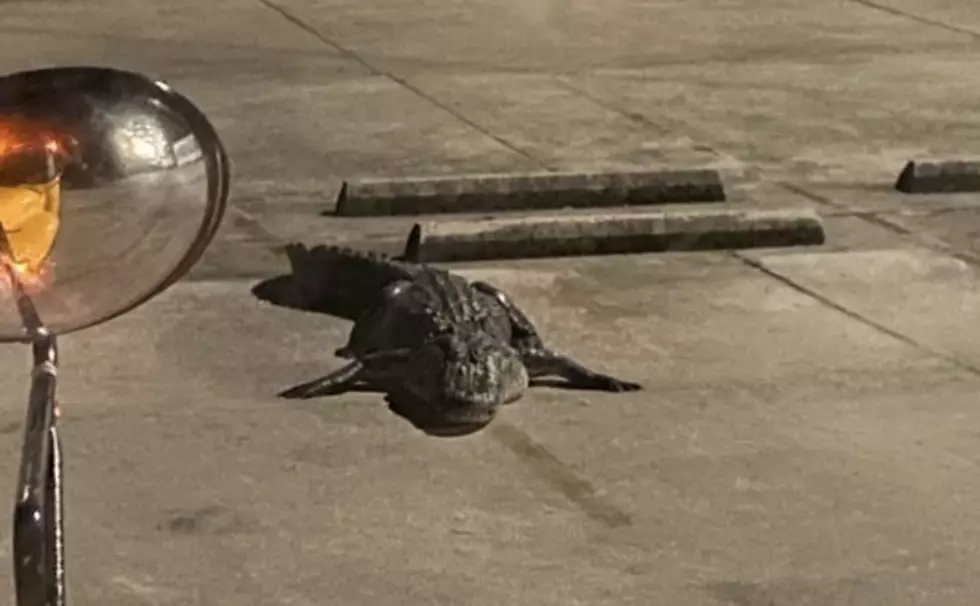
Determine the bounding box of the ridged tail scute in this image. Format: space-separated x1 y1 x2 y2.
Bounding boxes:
283 243 418 320
399 223 423 263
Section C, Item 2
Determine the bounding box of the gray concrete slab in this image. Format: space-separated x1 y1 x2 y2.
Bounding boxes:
265 0 975 72
752 245 980 369
4 0 980 604
0 253 978 605
564 47 980 183
880 205 980 258
5 0 980 228
399 73 726 173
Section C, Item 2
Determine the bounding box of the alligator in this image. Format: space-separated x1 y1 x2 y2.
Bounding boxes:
278 224 641 435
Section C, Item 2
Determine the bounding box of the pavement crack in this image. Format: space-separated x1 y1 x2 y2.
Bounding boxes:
847 0 980 41
733 251 980 379
860 213 980 272
778 182 980 270
850 211 914 236
256 0 551 170
555 77 739 163
490 422 633 529
552 78 672 138
777 181 842 209
255 0 383 76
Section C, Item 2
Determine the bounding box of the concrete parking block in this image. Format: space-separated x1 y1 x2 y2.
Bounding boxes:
334 169 726 216
414 207 825 262
895 158 980 194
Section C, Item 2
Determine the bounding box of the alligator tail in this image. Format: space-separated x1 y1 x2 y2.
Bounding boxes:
281 224 424 320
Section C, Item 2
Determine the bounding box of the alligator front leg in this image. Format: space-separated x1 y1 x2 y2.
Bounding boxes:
522 346 641 392
472 281 545 349
278 347 415 399
278 360 366 399
472 281 641 392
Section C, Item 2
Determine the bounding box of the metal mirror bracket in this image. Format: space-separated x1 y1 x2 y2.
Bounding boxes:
0 221 64 606
13 331 63 606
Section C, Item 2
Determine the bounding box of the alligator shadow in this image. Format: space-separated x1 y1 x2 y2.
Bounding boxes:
251 272 360 321
528 378 635 392
281 380 490 439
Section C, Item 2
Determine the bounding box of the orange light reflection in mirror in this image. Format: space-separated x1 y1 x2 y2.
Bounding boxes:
0 253 54 296
0 122 63 295
0 124 28 157
0 181 61 282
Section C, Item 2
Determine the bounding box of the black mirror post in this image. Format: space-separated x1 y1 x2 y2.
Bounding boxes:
1 222 66 606
13 330 64 606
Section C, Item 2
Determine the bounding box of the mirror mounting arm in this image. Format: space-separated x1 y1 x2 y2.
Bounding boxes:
3 221 66 606
13 330 64 606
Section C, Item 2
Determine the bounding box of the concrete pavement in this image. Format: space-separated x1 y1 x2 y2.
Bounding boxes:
3 1 980 604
